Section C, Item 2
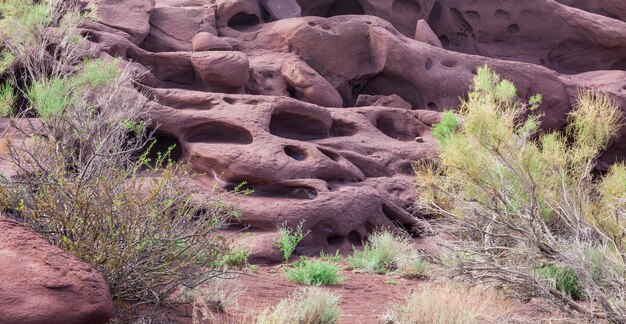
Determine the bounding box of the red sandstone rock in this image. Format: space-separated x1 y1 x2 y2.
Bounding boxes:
414 19 442 48
192 32 233 51
0 217 114 324
75 0 626 260
261 0 302 20
355 94 412 109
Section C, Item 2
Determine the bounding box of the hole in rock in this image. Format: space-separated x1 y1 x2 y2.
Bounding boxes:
81 31 100 43
381 204 415 235
611 59 626 71
450 8 473 36
428 2 443 25
145 131 184 165
327 235 344 247
284 145 307 161
308 22 316 27
327 0 364 16
397 162 414 175
269 111 329 140
318 147 340 161
507 24 520 34
494 9 511 20
464 10 480 21
251 184 318 200
439 35 450 46
440 60 457 67
347 231 362 246
223 97 238 105
376 114 417 141
427 102 438 110
392 0 422 14
330 119 358 137
425 58 433 70
228 12 260 31
187 121 253 144
365 222 376 235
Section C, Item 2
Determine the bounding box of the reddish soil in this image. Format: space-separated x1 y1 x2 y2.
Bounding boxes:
238 263 416 323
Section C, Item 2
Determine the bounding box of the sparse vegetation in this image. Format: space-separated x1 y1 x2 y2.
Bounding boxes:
0 0 239 307
414 65 626 321
380 283 510 324
276 221 308 261
219 246 251 270
346 231 427 278
285 258 344 286
258 287 341 324
190 277 245 323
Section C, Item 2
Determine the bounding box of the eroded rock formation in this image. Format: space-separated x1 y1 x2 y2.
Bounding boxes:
85 0 626 262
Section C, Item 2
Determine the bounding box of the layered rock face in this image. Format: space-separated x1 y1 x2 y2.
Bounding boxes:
87 0 626 262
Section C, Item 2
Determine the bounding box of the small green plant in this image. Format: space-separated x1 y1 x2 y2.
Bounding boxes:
258 287 341 324
537 264 585 300
431 110 459 144
285 259 344 286
384 279 400 286
319 250 342 262
0 82 15 117
218 247 250 270
346 231 427 278
276 222 308 261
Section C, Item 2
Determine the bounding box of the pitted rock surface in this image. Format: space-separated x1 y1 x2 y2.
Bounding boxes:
80 0 626 262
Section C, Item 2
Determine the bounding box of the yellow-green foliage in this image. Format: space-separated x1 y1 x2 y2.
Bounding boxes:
0 82 15 117
415 65 625 318
27 59 119 118
418 65 624 249
258 287 341 324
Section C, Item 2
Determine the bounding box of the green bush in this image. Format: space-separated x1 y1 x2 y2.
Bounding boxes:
414 65 626 320
276 222 308 261
285 259 344 286
346 231 427 278
258 287 341 324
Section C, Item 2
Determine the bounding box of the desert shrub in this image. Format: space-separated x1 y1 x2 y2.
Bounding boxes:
258 287 341 324
276 221 308 261
0 63 239 304
346 231 427 278
285 259 344 286
0 0 240 305
414 65 626 321
0 0 86 89
380 283 509 324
